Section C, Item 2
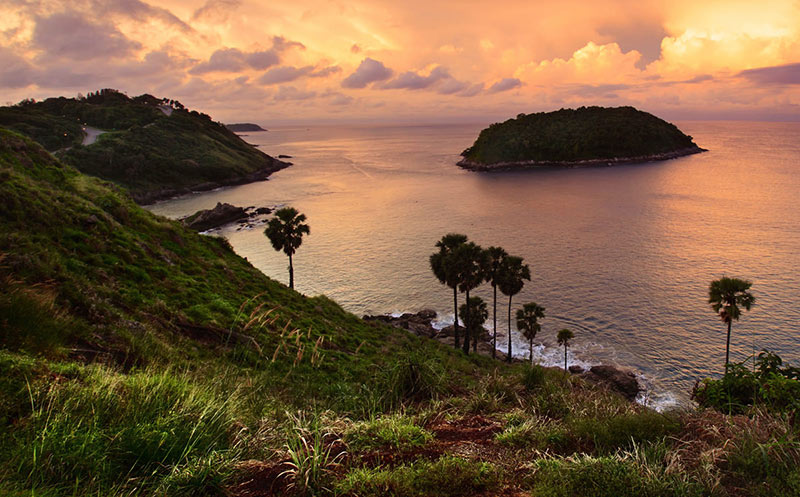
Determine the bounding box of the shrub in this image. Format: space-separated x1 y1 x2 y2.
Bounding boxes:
693 352 800 414
522 364 547 390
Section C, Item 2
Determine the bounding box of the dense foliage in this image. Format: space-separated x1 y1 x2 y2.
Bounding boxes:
693 351 800 414
0 89 286 203
461 106 699 164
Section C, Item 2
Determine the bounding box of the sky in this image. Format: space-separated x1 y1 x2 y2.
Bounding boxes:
2 0 800 124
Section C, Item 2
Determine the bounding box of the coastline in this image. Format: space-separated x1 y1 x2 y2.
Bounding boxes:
133 157 292 205
457 145 706 172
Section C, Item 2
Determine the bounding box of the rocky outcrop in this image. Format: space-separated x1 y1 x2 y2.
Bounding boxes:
363 310 439 338
183 203 248 231
580 365 642 400
182 203 275 232
363 310 508 360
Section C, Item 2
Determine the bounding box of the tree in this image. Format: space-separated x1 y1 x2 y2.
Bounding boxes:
460 297 488 354
454 242 488 354
557 328 574 373
430 234 467 349
516 302 545 364
483 246 507 359
264 207 309 290
497 256 531 363
708 277 755 374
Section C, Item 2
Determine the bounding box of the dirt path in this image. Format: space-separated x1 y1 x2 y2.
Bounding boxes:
81 126 106 146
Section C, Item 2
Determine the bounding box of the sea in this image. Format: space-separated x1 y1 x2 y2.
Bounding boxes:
147 121 800 410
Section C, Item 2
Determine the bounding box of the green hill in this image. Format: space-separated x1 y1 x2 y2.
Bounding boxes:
459 106 704 169
0 128 796 497
0 89 288 203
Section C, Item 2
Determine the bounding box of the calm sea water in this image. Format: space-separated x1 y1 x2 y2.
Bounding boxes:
148 121 800 408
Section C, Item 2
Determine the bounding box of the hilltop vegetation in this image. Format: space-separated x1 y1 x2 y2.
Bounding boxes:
460 106 703 168
0 89 288 203
1 128 799 497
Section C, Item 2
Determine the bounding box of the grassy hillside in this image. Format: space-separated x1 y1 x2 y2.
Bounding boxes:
461 106 701 165
0 90 288 203
1 129 797 497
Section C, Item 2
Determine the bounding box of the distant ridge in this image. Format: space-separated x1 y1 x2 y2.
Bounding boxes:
225 123 267 132
458 106 705 171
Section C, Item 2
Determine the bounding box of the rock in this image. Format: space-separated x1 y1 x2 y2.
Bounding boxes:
581 365 641 400
278 154 293 159
417 309 437 320
363 310 439 338
568 365 585 374
254 207 272 215
183 202 247 231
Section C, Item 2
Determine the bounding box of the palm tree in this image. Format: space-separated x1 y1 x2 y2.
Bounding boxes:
264 207 309 290
557 328 574 373
483 246 507 359
460 297 488 354
430 234 467 349
497 256 531 363
708 277 756 374
516 302 545 364
454 242 487 354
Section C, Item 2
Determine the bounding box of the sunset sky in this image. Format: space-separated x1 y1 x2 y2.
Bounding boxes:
2 0 799 123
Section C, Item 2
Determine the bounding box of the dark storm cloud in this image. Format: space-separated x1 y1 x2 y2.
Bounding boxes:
738 63 800 85
258 65 314 84
488 78 521 93
341 58 393 88
381 66 450 90
274 85 317 100
32 12 142 60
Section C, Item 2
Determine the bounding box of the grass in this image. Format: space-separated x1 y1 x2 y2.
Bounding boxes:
524 453 702 497
335 456 500 496
345 415 433 453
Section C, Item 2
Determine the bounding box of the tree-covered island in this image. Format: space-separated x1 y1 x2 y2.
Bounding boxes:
458 106 705 171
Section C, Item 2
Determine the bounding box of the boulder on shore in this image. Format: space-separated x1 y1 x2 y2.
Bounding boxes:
580 365 641 400
363 310 439 338
183 202 247 231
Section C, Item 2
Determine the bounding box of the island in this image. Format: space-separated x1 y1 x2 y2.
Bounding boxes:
0 89 288 204
225 123 268 132
458 106 705 171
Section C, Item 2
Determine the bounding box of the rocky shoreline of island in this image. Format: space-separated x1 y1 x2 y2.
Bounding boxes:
457 145 706 172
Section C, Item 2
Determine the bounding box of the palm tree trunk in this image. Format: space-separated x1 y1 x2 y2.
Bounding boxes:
564 344 568 372
725 320 732 374
529 337 533 364
288 254 294 290
506 295 513 363
453 287 460 349
492 284 497 359
462 290 471 354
